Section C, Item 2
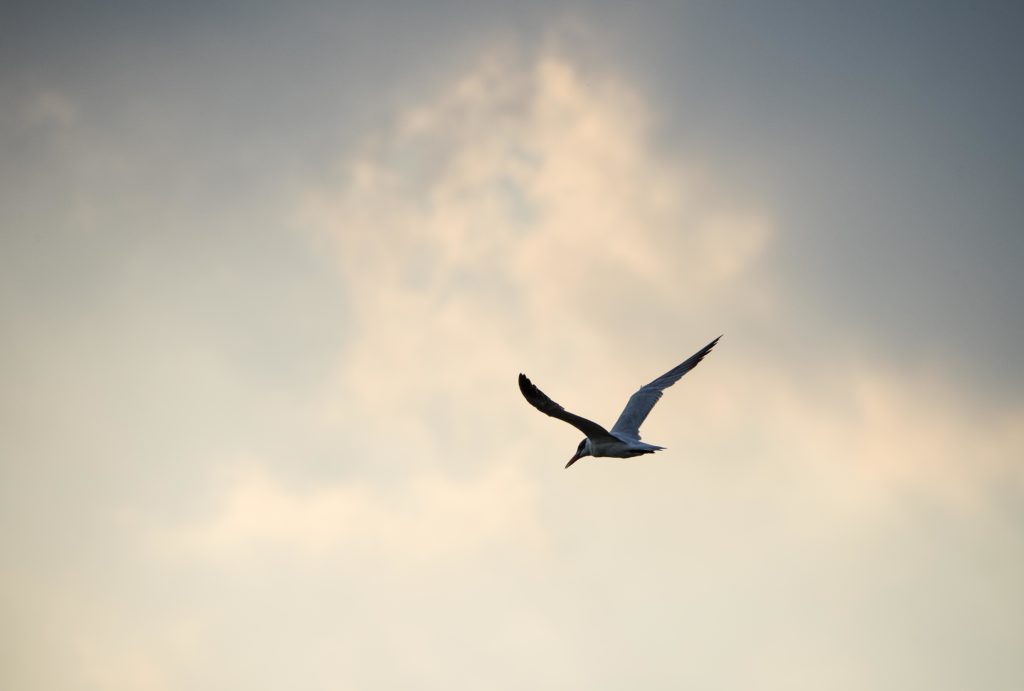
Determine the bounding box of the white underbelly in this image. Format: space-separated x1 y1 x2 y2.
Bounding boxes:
591 437 662 458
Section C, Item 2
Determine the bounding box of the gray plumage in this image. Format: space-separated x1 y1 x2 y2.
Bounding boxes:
610 335 720 441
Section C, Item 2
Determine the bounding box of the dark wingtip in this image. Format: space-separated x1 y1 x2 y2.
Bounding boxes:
681 335 722 373
518 373 538 401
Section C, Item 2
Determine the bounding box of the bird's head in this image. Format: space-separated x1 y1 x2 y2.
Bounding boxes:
566 438 592 468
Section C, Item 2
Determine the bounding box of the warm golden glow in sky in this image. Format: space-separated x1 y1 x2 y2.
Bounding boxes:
2 5 1023 690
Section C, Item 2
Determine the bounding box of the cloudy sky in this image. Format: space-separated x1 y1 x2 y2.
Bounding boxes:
3 3 1023 689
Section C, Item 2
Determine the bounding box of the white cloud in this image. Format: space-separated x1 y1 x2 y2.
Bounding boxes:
301 49 770 461
162 462 542 561
695 361 1024 516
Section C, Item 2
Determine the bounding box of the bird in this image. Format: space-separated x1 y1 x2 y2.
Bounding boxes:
518 335 721 468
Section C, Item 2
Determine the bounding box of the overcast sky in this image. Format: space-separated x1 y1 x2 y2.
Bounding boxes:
3 3 1023 690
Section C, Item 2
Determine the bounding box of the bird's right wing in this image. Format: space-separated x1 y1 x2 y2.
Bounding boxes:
518 373 615 441
610 335 721 440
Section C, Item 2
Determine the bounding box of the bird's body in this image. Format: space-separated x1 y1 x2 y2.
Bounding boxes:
585 436 663 458
518 336 720 468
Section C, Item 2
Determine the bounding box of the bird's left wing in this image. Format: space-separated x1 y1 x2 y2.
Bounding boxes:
518 373 615 441
610 335 721 440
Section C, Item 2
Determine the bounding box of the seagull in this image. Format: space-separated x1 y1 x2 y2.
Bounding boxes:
518 336 721 468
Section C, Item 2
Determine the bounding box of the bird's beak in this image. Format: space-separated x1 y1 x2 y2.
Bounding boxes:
565 452 583 469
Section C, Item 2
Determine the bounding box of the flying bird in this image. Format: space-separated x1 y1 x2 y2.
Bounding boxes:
519 336 721 468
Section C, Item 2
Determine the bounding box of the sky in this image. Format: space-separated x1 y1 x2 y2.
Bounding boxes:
2 2 1023 689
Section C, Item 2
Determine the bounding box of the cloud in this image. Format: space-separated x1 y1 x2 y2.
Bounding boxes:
161 462 541 561
299 45 1023 514
19 89 78 129
301 49 770 462
698 361 1024 515
8 34 1020 691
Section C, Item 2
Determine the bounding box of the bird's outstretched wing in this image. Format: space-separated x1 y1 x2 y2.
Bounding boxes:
518 373 616 441
610 335 721 440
